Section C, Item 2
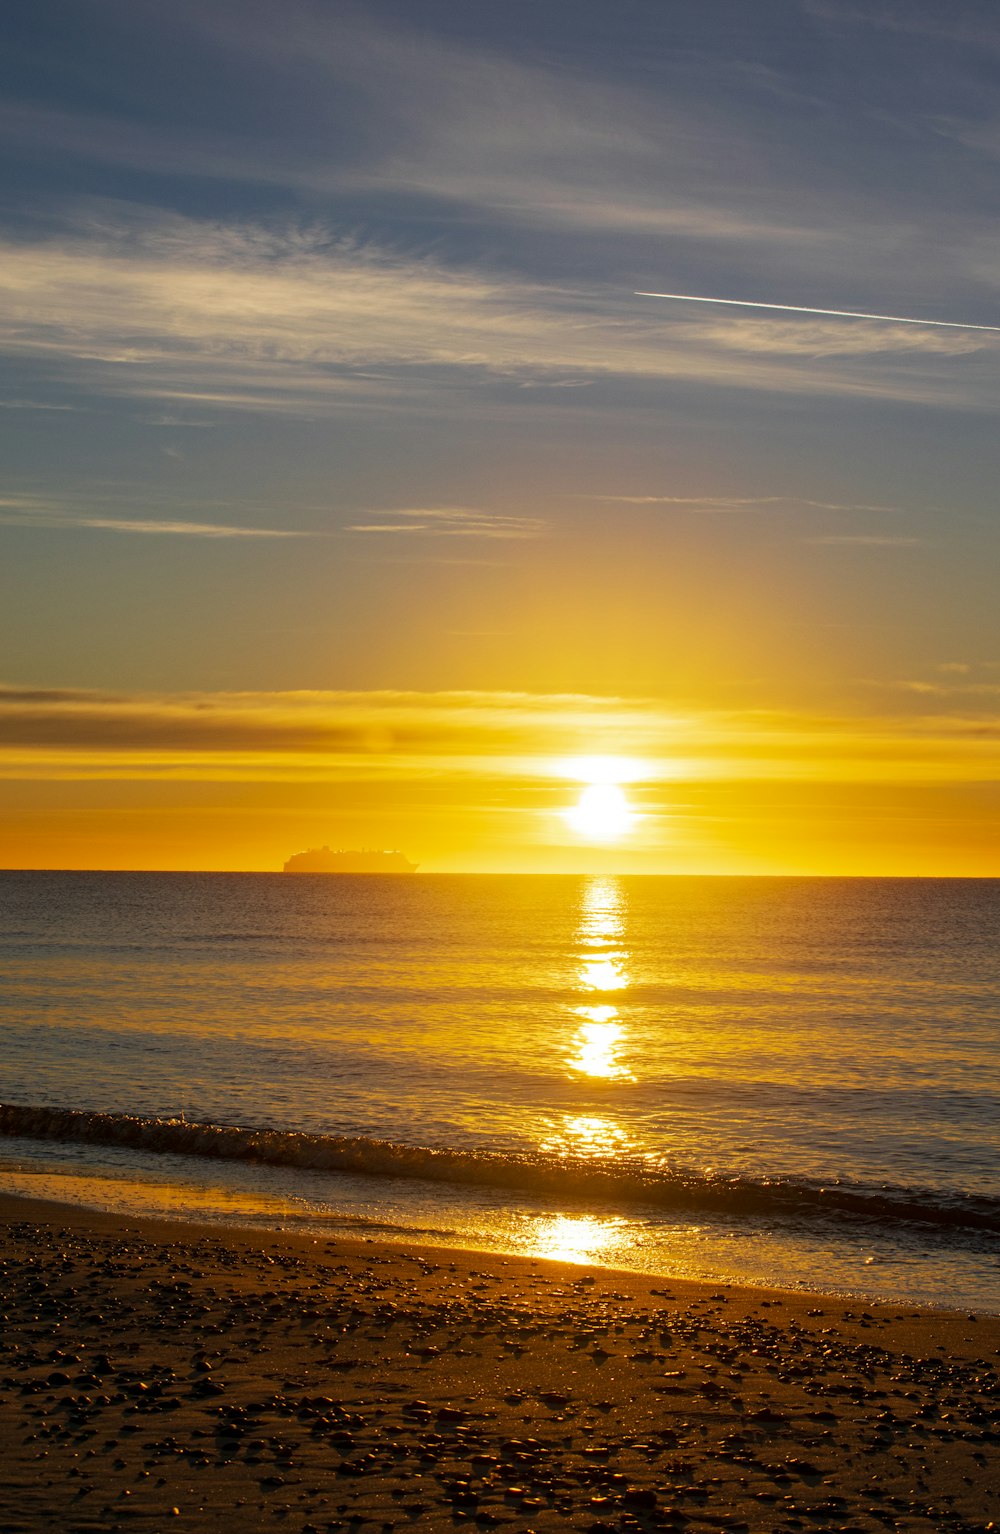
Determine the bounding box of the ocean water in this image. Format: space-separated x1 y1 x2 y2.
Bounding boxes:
0 871 997 1310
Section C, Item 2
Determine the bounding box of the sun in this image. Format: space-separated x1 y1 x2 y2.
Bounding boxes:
565 781 635 841
555 754 645 843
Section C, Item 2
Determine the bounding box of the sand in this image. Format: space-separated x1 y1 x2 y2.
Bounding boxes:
0 1192 997 1533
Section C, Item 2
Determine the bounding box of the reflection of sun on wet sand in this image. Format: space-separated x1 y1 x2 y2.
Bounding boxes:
528 1211 629 1265
1 1192 998 1534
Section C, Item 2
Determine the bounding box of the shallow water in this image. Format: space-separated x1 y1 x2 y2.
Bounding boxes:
1 872 998 1308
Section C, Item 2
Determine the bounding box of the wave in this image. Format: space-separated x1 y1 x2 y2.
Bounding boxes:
2 1101 998 1237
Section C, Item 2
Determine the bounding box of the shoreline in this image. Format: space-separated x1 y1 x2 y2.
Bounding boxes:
4 1137 999 1317
2 1191 997 1532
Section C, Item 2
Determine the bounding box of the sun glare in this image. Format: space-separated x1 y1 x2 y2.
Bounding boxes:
566 781 635 841
561 755 645 785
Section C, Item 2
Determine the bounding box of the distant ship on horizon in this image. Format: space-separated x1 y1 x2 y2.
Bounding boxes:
282 846 418 874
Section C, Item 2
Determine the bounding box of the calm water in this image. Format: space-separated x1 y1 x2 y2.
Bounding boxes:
1 872 998 1309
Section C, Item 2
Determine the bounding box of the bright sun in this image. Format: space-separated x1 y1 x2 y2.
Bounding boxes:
556 755 645 843
565 781 635 841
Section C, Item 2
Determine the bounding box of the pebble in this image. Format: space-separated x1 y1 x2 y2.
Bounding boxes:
1 1212 997 1533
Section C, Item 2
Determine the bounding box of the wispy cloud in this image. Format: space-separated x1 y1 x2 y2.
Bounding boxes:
804 0 1000 50
0 686 658 765
0 212 995 417
589 494 898 513
345 507 544 539
0 398 84 412
894 680 1000 697
0 96 814 255
806 534 922 546
679 316 986 360
138 412 216 429
73 517 309 538
865 661 1000 698
181 4 828 249
0 495 313 538
0 0 932 271
1 684 998 785
3 0 999 442
5 1 995 312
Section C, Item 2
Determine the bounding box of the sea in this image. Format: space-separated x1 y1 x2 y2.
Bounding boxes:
1 872 997 1312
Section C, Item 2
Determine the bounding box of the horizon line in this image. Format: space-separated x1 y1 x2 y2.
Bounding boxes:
1 867 996 879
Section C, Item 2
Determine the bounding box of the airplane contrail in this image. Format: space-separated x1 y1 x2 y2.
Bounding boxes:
634 291 1000 333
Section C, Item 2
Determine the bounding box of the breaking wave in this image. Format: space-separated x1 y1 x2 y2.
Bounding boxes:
2 1101 998 1237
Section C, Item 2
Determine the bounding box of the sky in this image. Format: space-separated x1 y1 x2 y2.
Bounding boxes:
2 0 1000 873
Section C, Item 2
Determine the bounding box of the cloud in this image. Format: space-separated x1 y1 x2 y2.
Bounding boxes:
0 495 314 538
177 2 826 246
662 318 988 360
1 684 998 786
0 398 83 412
804 0 1000 49
345 507 544 539
69 517 308 538
0 686 127 705
0 211 995 417
3 2 1000 419
5 0 994 313
0 686 656 764
589 495 898 513
0 10 823 260
806 534 922 546
139 412 216 428
866 665 1000 698
0 99 266 189
190 0 1000 328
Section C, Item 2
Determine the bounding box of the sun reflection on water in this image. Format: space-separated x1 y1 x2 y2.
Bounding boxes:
568 1011 634 1079
527 1212 629 1265
579 954 628 991
578 877 625 945
566 876 635 1082
541 1113 634 1159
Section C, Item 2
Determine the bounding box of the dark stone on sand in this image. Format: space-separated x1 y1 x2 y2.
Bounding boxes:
623 1486 657 1508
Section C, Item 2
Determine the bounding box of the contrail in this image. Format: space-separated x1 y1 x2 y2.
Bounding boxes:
634 291 1000 334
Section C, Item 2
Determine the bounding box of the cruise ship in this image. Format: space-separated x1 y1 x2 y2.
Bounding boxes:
282 847 417 874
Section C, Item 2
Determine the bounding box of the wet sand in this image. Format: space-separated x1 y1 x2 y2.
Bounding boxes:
1 1192 997 1533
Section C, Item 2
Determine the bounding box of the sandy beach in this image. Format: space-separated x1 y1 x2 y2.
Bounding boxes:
0 1193 997 1533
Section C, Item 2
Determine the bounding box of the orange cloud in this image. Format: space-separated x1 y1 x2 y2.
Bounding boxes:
1 685 999 786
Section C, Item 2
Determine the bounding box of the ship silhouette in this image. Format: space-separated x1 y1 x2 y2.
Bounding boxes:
282 846 417 873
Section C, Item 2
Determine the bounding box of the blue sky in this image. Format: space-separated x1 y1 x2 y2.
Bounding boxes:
2 0 999 869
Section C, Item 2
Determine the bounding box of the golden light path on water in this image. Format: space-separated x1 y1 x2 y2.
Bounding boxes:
533 879 656 1264
566 877 634 1083
6 870 998 1305
570 1014 631 1080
